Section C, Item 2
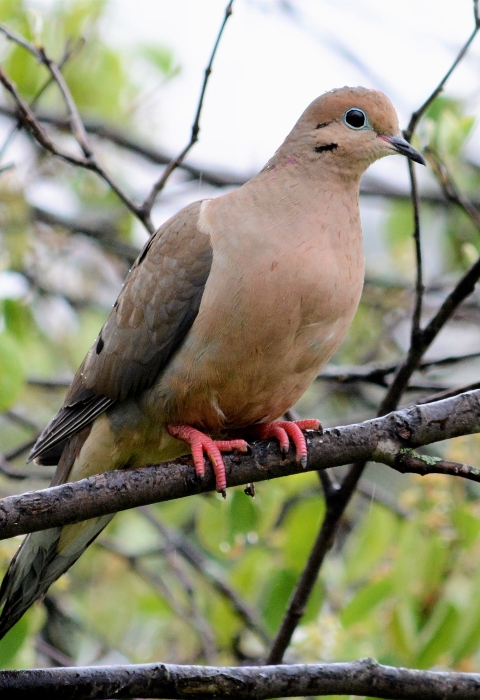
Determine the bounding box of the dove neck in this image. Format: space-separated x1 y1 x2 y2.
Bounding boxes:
245 152 362 233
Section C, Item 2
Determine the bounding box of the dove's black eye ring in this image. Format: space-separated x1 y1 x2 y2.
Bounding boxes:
343 108 368 130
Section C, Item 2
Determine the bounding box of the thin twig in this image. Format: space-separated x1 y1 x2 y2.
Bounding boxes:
407 159 424 341
318 352 480 387
162 548 218 663
404 7 480 139
392 450 480 482
0 22 40 57
0 103 248 187
426 147 480 228
31 205 139 262
0 454 51 481
0 54 148 228
37 47 93 158
415 380 480 405
4 437 39 462
0 38 85 162
139 0 235 226
386 242 480 414
35 638 74 668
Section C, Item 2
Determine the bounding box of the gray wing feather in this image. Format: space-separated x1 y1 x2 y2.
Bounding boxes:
29 200 213 463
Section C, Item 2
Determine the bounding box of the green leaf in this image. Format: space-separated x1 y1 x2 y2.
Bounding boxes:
412 533 449 605
0 331 25 410
207 596 241 647
4 299 32 340
261 569 297 633
452 505 480 548
230 547 271 600
139 45 178 77
341 577 393 628
0 615 29 668
388 601 418 661
450 565 480 662
344 505 398 585
302 579 325 625
416 601 459 668
229 489 257 539
425 95 462 122
196 495 230 555
282 497 324 573
385 200 414 247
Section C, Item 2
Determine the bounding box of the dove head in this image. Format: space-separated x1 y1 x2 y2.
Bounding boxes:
277 86 424 179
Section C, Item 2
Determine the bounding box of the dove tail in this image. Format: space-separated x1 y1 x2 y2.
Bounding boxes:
0 515 113 640
0 427 113 640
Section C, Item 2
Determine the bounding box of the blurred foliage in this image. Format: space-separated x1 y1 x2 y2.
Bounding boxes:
0 3 479 697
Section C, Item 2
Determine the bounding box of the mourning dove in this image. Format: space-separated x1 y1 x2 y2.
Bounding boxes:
0 86 424 638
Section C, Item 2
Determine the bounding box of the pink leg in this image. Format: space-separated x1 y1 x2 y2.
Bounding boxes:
166 424 248 495
256 419 321 468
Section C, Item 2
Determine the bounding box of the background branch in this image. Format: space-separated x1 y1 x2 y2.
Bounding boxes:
139 0 234 228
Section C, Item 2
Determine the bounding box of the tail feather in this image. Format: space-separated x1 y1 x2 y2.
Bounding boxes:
0 427 113 641
0 515 113 639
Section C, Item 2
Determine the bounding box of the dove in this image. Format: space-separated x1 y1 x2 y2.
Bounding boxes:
0 86 424 638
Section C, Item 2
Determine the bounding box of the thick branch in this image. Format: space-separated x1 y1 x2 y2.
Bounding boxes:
0 390 479 541
2 658 480 699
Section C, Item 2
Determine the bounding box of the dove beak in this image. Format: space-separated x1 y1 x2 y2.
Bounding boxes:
378 134 426 165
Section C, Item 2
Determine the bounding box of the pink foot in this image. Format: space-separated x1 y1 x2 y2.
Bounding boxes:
256 419 321 467
166 424 248 495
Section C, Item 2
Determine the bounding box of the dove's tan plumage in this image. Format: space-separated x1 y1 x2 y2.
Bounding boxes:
0 87 424 636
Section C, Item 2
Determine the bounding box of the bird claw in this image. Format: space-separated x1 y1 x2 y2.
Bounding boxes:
256 419 321 467
167 419 320 492
166 424 248 493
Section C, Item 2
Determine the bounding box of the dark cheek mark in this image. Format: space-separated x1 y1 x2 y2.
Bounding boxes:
315 143 338 153
315 122 330 129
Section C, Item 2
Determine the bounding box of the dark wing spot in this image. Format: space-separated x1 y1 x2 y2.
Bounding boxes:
96 335 104 355
315 143 338 153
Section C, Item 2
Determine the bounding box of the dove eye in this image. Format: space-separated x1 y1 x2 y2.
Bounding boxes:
343 108 368 130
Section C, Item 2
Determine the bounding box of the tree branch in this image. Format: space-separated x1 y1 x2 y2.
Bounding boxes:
318 352 480 387
0 390 479 541
0 103 249 187
0 64 148 227
2 657 480 699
